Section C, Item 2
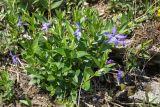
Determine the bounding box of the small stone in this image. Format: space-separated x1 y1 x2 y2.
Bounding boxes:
92 97 97 102
83 2 89 7
98 99 104 103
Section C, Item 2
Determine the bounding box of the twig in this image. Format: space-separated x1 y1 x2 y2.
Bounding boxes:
48 0 51 20
109 101 124 107
130 73 150 80
77 77 84 107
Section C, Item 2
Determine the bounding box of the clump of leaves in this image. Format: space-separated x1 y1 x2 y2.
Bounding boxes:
125 39 152 71
16 8 125 105
0 71 14 103
3 0 128 105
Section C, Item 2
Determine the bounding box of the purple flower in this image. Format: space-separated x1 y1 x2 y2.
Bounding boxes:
17 16 23 27
104 26 126 46
9 51 20 65
74 22 83 41
106 59 114 64
117 69 123 85
41 22 51 32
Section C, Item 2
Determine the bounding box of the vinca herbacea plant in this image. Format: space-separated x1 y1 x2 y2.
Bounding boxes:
3 0 160 106
2 0 128 104
16 8 128 104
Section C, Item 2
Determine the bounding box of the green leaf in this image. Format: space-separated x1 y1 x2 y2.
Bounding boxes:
119 23 128 34
51 0 63 9
84 67 94 78
92 57 101 68
76 51 89 58
34 13 47 22
55 48 66 57
40 0 48 9
82 80 90 91
83 69 91 81
54 62 64 70
46 85 55 96
29 79 37 85
62 66 71 75
20 100 30 106
66 21 74 35
32 0 39 4
29 74 44 79
73 70 80 84
101 49 111 66
82 67 94 90
32 35 40 54
20 97 32 106
94 67 111 76
70 50 77 59
47 75 55 81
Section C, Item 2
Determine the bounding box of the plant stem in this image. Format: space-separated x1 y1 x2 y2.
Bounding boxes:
48 0 51 20
77 77 84 107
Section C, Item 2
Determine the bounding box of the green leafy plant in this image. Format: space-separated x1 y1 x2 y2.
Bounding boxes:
139 92 160 107
108 0 160 28
0 70 14 103
17 0 63 12
20 96 32 107
16 7 119 105
3 0 160 106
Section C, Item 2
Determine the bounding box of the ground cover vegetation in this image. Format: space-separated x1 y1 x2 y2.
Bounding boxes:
0 0 160 106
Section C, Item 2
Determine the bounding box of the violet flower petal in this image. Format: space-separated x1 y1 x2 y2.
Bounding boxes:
76 22 80 29
17 17 23 27
107 37 119 45
103 33 113 38
74 29 81 40
74 22 83 41
112 26 117 34
104 26 127 46
41 22 51 32
107 59 114 64
9 51 19 65
115 34 126 39
117 69 123 84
